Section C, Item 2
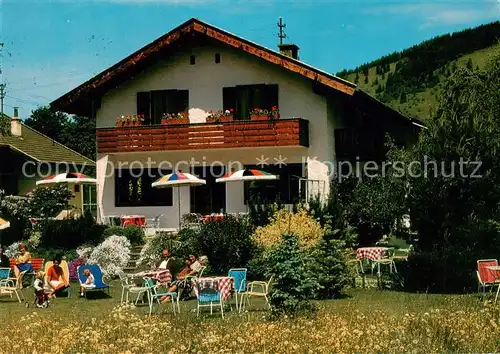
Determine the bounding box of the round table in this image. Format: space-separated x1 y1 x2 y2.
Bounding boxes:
121 215 146 227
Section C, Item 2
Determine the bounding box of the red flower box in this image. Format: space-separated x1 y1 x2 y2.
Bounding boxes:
251 114 269 121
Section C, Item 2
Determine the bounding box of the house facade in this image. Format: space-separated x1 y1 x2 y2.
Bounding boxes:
51 18 421 228
0 110 96 213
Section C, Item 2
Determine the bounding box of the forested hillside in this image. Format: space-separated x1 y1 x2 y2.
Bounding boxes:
337 21 500 120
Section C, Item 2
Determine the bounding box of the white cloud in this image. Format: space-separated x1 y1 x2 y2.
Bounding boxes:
365 1 499 28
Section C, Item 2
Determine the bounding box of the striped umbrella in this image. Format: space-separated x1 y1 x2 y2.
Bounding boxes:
152 171 206 228
0 217 10 230
152 171 206 188
36 172 97 186
216 169 278 183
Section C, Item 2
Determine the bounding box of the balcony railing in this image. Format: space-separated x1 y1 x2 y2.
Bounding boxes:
97 118 309 153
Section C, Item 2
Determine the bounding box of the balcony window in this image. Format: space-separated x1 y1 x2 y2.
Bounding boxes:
223 84 278 120
115 168 173 207
137 90 189 125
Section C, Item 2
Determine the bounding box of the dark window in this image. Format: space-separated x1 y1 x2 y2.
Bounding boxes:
190 166 226 215
115 168 173 207
138 90 189 125
243 163 304 204
136 92 151 125
74 185 80 193
190 55 196 65
215 53 221 63
223 84 279 120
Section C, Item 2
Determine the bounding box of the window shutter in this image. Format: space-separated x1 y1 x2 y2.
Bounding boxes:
136 92 150 124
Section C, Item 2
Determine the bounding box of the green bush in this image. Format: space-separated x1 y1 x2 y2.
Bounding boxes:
38 211 106 249
138 231 183 269
179 215 256 274
248 195 284 228
102 225 144 246
34 248 77 262
268 233 321 317
309 225 357 299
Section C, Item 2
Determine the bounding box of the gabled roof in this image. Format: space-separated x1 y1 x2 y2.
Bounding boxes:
0 119 95 165
51 18 357 115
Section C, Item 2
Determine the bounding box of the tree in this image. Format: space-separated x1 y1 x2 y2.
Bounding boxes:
24 107 70 143
466 58 473 70
364 75 369 84
0 114 10 136
397 53 500 292
24 106 96 160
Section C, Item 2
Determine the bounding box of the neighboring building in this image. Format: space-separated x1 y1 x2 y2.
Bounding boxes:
51 18 422 228
0 109 96 212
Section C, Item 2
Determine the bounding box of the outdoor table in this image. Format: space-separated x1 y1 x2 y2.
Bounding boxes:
192 276 234 302
121 215 146 227
356 247 388 260
132 269 172 286
486 265 500 302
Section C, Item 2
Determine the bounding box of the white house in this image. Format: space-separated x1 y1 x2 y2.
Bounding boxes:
51 18 421 228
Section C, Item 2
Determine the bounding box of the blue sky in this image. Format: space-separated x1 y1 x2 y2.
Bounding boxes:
0 0 498 118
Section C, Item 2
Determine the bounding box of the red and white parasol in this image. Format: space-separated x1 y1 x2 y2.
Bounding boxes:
0 217 10 230
216 169 278 183
36 172 97 186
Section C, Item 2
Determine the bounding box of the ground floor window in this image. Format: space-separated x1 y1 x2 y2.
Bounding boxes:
190 166 226 214
83 184 97 216
115 168 173 207
243 164 305 204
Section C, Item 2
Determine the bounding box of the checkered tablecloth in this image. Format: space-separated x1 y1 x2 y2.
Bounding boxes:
192 277 233 301
356 247 388 260
133 269 172 286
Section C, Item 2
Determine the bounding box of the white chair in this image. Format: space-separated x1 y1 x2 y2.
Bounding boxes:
371 248 397 276
239 275 273 312
117 270 133 305
0 270 27 303
145 214 164 236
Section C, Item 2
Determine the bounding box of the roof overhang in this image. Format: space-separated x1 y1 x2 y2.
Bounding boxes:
50 18 357 116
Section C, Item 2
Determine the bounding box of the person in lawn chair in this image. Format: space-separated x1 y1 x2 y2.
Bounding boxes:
161 255 208 303
46 256 69 298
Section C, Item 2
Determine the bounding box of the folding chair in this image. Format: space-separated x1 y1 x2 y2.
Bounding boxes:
239 275 273 312
228 268 247 311
194 278 224 318
144 277 179 316
477 259 500 300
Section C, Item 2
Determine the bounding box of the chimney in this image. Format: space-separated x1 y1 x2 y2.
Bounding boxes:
278 43 300 60
11 107 22 137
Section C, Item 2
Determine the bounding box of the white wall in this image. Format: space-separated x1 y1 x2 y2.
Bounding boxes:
95 41 340 227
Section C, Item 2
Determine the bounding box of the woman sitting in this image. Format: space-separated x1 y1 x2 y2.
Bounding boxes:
46 257 69 298
161 255 208 303
14 243 33 278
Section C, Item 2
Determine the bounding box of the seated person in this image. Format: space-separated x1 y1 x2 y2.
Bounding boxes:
46 257 69 297
80 269 95 297
0 245 10 268
14 243 33 278
158 249 170 269
161 255 208 303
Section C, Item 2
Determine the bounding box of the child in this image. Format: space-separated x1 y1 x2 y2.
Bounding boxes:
80 269 95 297
33 271 48 308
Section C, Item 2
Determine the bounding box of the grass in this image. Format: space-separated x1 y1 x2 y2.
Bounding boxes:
1 280 498 353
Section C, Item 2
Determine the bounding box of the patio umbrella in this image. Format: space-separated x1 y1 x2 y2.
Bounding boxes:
215 169 278 183
36 172 97 186
216 169 279 213
0 217 9 245
152 171 206 229
0 217 10 231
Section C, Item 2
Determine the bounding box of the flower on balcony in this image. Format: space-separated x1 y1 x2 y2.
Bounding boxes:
116 115 144 124
250 106 280 120
207 108 234 121
162 112 188 120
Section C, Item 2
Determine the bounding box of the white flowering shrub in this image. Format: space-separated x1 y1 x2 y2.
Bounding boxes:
88 235 131 278
76 245 94 261
4 241 22 258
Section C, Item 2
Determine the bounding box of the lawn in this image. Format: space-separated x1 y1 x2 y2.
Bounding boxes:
1 281 498 353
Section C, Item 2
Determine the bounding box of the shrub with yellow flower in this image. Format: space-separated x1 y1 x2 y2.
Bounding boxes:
253 208 324 249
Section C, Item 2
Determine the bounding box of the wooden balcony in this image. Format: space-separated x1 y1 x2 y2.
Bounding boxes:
97 118 309 153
